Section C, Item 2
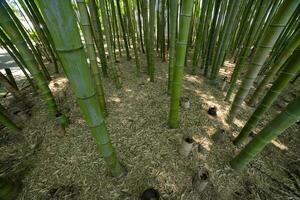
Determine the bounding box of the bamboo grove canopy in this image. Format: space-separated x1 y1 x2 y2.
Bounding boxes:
0 0 299 189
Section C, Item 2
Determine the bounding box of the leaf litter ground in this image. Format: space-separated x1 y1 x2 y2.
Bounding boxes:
0 54 299 200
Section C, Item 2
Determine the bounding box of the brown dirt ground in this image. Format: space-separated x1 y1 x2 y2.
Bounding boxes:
1 53 299 200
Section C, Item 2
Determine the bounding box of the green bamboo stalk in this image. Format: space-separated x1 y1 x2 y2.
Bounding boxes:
141 0 150 73
0 71 21 100
28 0 62 73
204 0 221 77
210 0 227 60
248 30 300 105
76 0 107 116
249 0 282 58
210 0 242 81
110 1 122 58
230 96 300 170
227 0 299 122
230 0 256 59
166 0 170 50
233 47 300 146
18 0 49 58
115 1 125 51
117 0 131 60
105 0 117 60
167 0 178 93
187 0 196 48
160 0 166 61
200 0 214 73
156 0 160 52
168 0 194 128
2 1 51 81
21 19 51 74
123 1 132 49
136 0 145 54
198 0 211 72
232 0 260 61
0 2 58 116
257 9 300 78
224 0 271 101
124 0 141 76
191 0 200 44
0 30 36 91
192 0 208 74
88 0 108 77
98 0 122 88
0 109 21 132
131 1 140 47
37 0 124 177
129 0 139 45
4 68 18 90
149 0 156 82
0 2 68 128
19 0 59 73
227 0 249 56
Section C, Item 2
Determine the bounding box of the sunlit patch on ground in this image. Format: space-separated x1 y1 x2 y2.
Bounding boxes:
49 77 69 94
271 139 289 151
1 50 299 200
108 96 121 103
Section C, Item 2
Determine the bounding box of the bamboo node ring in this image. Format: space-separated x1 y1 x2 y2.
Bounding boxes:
56 45 84 52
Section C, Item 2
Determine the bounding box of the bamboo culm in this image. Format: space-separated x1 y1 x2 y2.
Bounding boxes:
0 109 21 132
192 0 208 74
123 0 141 76
167 0 178 93
88 0 108 77
98 0 122 88
227 0 299 122
233 47 300 146
0 30 37 92
2 1 51 81
76 0 107 116
248 30 300 105
225 0 271 101
168 0 194 128
149 0 156 82
0 2 68 128
116 0 131 60
210 0 241 81
230 96 300 170
37 0 125 177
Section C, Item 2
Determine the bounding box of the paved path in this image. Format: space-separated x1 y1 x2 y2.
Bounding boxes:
0 48 29 82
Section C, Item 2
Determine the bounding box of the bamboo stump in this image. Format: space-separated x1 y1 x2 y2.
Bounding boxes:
208 106 217 116
192 168 210 194
140 188 160 200
179 136 194 157
212 129 226 144
180 97 190 109
221 77 227 91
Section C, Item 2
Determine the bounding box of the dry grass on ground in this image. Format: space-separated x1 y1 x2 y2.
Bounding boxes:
1 54 299 200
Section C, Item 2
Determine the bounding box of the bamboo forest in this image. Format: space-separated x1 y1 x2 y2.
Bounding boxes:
0 0 300 199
